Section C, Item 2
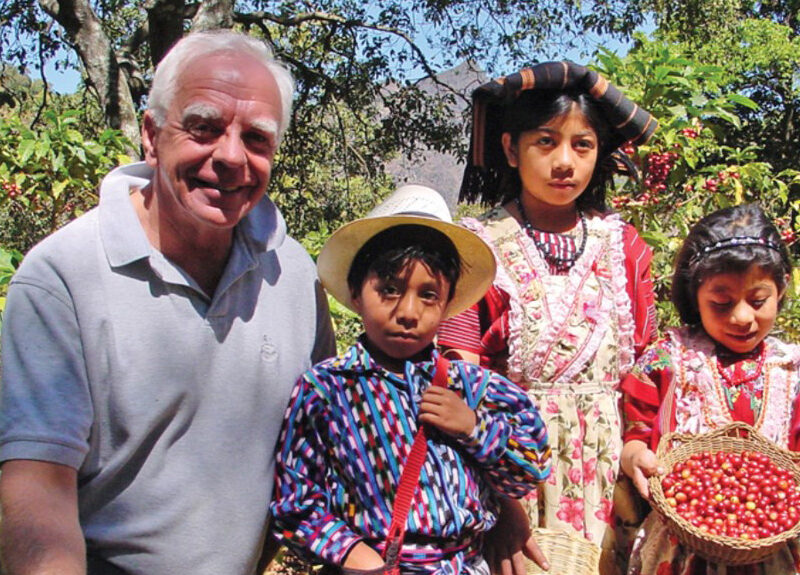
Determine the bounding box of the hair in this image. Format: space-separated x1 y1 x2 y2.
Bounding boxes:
147 30 295 141
497 89 628 212
671 203 792 325
347 225 462 302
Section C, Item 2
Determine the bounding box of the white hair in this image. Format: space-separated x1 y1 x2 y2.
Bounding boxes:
147 30 295 141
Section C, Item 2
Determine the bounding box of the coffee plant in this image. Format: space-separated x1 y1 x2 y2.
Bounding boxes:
597 39 800 341
0 110 132 317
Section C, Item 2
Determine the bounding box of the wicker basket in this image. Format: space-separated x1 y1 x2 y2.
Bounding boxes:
525 528 600 575
648 422 800 565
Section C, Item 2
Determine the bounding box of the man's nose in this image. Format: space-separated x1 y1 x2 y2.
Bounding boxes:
213 131 247 168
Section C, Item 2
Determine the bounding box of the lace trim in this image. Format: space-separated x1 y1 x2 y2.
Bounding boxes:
605 214 636 376
669 327 800 447
465 209 635 385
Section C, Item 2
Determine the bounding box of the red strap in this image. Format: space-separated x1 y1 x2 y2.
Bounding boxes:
382 355 450 566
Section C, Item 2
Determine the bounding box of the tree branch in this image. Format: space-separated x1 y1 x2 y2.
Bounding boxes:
145 0 186 66
191 0 234 31
31 31 50 128
233 9 467 104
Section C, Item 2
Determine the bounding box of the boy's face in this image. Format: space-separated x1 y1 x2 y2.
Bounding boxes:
353 259 451 372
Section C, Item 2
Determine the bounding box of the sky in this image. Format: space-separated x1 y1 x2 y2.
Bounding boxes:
44 49 82 94
39 11 653 94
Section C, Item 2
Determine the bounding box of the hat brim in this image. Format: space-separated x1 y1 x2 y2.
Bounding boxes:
317 215 496 319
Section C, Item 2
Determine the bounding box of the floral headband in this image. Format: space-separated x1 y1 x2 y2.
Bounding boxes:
461 61 658 204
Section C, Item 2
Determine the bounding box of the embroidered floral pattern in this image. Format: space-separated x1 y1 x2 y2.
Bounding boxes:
669 328 798 446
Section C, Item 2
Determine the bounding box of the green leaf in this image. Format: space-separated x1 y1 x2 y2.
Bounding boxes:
18 139 36 164
726 94 759 110
51 179 69 200
66 129 85 144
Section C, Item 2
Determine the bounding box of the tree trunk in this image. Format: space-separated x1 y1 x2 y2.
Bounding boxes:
39 0 141 153
146 0 186 67
191 0 234 31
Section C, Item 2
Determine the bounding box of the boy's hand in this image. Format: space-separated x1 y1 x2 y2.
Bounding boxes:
485 497 550 574
342 542 385 570
419 387 477 437
621 440 664 499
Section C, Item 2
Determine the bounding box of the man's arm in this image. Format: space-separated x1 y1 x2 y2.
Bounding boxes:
0 460 85 575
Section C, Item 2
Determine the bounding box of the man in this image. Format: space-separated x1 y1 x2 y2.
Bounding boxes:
0 30 335 575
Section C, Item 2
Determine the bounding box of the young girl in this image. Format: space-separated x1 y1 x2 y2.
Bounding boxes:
437 61 658 573
621 203 800 574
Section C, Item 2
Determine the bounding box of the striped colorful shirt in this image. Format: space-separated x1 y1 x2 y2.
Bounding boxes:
270 340 551 574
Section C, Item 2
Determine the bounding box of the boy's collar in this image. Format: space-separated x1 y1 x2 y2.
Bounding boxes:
347 336 438 373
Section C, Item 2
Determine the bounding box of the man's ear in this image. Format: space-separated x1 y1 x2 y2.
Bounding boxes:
501 133 518 168
142 111 159 168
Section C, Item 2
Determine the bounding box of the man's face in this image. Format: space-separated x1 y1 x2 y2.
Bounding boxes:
142 52 283 233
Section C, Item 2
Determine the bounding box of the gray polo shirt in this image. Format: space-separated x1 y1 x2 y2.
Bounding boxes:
0 162 336 574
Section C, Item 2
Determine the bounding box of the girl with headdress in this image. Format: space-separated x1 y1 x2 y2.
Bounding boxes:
437 61 658 574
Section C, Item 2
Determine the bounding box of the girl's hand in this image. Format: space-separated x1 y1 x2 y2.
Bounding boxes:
419 387 476 437
621 440 664 499
342 542 385 570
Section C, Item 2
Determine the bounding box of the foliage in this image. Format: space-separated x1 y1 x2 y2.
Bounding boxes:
0 244 22 328
693 19 800 174
0 1 652 154
595 38 800 340
298 223 363 354
644 2 800 174
0 109 132 258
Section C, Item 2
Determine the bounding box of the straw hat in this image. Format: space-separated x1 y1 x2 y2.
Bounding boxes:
317 185 496 319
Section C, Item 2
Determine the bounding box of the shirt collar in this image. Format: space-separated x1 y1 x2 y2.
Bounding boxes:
330 337 438 377
98 161 288 268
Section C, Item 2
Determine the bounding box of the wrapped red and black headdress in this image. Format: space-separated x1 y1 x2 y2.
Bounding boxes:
461 61 658 204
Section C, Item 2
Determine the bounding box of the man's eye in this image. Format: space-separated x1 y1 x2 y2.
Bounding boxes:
247 132 275 151
575 139 595 150
751 298 767 309
536 136 554 146
189 123 219 138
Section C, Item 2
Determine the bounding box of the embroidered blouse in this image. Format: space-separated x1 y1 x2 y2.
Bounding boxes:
622 327 800 451
270 340 551 571
437 219 656 363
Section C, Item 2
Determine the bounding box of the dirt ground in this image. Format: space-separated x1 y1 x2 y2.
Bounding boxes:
264 551 314 575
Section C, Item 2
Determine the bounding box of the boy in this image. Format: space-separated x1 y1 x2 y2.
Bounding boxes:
270 185 551 575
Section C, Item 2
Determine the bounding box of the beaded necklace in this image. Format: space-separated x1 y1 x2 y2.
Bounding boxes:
515 197 588 271
716 341 766 387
